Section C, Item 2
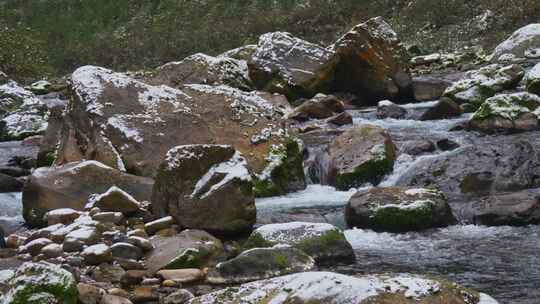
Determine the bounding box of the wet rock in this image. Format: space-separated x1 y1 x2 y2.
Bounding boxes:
190 271 494 304
468 189 540 226
413 76 451 101
111 242 143 260
287 94 344 121
163 289 194 304
492 24 540 60
443 64 525 108
46 208 81 226
244 222 354 263
331 17 412 104
22 160 153 227
0 173 23 192
157 269 204 284
145 216 175 235
401 140 436 156
325 112 353 126
327 125 396 190
525 62 540 95
146 229 223 274
77 283 105 304
207 245 315 284
468 92 540 133
436 139 460 151
148 53 252 90
248 32 337 100
88 186 142 214
376 100 407 119
3 262 77 304
419 97 463 121
151 145 255 235
346 187 456 232
0 226 5 248
20 238 53 256
82 244 112 265
253 139 306 198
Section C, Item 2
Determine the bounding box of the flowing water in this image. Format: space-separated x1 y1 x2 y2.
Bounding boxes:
257 102 540 304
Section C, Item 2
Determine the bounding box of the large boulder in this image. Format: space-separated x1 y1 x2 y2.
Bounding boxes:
443 64 525 108
147 53 252 90
287 93 344 121
345 187 456 232
189 271 497 304
0 81 49 141
331 16 412 104
492 24 540 61
248 32 337 100
244 222 354 263
467 189 540 226
55 65 291 179
468 92 540 133
327 125 396 190
253 139 306 197
525 63 540 95
206 245 315 284
412 76 452 102
3 262 77 304
151 145 255 234
145 229 223 274
22 160 153 227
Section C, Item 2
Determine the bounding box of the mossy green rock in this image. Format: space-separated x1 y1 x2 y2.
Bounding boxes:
469 92 540 133
3 262 77 304
328 125 396 190
253 139 306 197
244 222 354 264
345 187 456 232
206 245 315 284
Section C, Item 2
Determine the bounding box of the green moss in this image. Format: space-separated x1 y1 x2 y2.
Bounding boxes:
37 151 56 167
335 157 394 190
296 229 346 256
164 248 207 269
22 206 48 228
370 202 435 232
271 251 290 270
243 232 272 250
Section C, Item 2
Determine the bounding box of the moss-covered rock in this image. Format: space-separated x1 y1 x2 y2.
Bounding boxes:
468 92 540 133
244 222 354 264
3 262 77 304
328 125 396 190
253 139 306 197
206 245 315 284
345 187 456 232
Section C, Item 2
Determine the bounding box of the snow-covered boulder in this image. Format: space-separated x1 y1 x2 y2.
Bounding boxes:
55 65 292 180
0 81 49 141
327 125 396 190
189 271 498 304
22 160 153 227
206 245 315 284
525 63 540 95
345 187 456 232
331 16 412 104
443 64 525 109
468 92 540 133
151 145 255 234
244 222 354 263
148 53 252 90
492 24 540 61
3 262 77 304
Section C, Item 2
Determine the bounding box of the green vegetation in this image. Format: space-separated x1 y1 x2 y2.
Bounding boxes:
1 0 540 81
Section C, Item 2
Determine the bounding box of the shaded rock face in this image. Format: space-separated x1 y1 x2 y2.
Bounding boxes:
147 53 252 91
468 92 540 133
443 64 525 108
331 17 412 104
3 262 78 304
151 145 255 234
412 76 451 102
189 271 493 304
466 189 540 226
145 229 223 275
206 245 315 284
0 173 23 193
420 97 463 121
346 187 456 232
22 160 153 227
492 24 540 60
248 32 338 101
55 65 289 178
287 93 344 121
327 125 396 190
244 222 354 264
525 63 540 95
393 135 540 197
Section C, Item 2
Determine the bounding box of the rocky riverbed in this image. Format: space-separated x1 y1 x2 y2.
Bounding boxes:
1 17 540 304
